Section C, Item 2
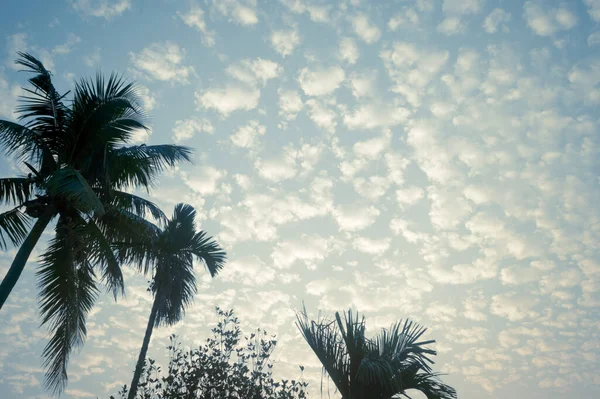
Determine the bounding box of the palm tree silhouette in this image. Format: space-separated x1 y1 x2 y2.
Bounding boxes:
0 53 192 393
296 307 457 399
118 203 226 399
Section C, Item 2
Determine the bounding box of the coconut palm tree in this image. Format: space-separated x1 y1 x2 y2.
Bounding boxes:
296 307 457 399
117 203 226 399
0 53 192 393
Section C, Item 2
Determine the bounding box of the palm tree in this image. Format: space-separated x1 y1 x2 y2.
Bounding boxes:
0 53 192 393
296 307 457 399
117 203 226 399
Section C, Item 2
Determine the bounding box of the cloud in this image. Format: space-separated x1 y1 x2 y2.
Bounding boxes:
352 236 390 255
277 89 303 121
437 17 465 35
585 0 600 22
195 85 260 115
298 66 345 96
343 102 409 130
270 28 301 57
220 255 275 285
305 98 337 133
172 118 213 143
338 37 359 64
350 13 381 44
52 33 81 55
483 8 511 33
272 235 332 269
442 0 484 15
212 0 258 25
588 32 600 47
230 120 266 149
130 42 194 83
490 292 540 321
70 0 131 18
226 58 283 86
280 0 330 23
388 8 419 31
182 166 226 196
332 204 379 232
178 2 216 46
523 1 578 36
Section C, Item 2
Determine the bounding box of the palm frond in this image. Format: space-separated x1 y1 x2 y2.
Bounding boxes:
78 216 124 299
114 144 193 173
46 167 105 216
37 216 99 394
0 177 33 205
14 52 69 136
109 191 166 223
0 120 44 160
0 206 32 250
153 254 197 327
296 306 350 397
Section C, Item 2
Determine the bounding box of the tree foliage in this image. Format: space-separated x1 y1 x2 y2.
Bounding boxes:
111 308 308 399
296 307 456 399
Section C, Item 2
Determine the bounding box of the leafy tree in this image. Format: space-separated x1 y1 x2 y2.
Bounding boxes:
0 53 191 393
111 308 308 399
296 307 457 399
117 203 226 399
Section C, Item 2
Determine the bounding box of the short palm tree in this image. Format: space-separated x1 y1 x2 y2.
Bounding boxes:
0 53 192 393
296 307 457 399
117 203 226 399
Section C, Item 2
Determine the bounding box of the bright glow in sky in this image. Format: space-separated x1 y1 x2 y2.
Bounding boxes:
1 0 600 398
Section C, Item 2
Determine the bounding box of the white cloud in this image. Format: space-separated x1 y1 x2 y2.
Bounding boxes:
70 0 131 19
270 28 301 57
523 1 578 36
305 98 337 133
83 47 101 67
338 37 359 64
178 2 216 46
272 235 332 269
130 42 194 83
298 66 345 96
212 0 258 25
348 71 376 98
352 236 390 255
136 85 156 112
332 204 379 232
230 120 265 148
442 0 484 15
380 42 449 106
0 71 20 120
278 89 303 121
588 32 600 47
585 0 600 22
220 255 275 285
182 166 226 196
483 8 511 33
396 187 424 207
490 292 539 321
350 13 381 44
254 146 298 182
226 58 282 86
52 33 81 55
195 85 260 115
343 102 409 130
437 17 466 35
172 118 214 143
388 8 419 31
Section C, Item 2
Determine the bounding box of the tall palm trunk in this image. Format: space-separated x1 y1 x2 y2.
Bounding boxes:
0 212 53 310
128 294 160 399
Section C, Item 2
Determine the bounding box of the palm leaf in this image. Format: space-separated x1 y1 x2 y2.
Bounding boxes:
45 167 105 216
0 177 33 205
0 206 32 250
37 216 99 394
109 191 166 223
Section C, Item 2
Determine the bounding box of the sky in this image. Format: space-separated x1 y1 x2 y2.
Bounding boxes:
0 0 599 398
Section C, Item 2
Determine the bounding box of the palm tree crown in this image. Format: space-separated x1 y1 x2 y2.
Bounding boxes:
296 307 457 399
117 203 226 399
0 53 192 393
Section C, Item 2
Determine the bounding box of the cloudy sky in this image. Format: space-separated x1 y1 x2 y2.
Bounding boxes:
1 0 600 398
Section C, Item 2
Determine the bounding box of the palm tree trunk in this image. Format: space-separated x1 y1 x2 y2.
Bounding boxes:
128 295 160 399
0 212 53 310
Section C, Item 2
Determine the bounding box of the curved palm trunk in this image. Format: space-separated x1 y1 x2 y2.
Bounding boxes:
0 212 53 310
128 295 160 399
